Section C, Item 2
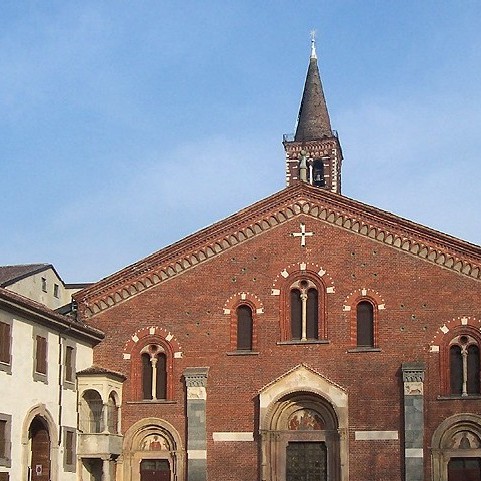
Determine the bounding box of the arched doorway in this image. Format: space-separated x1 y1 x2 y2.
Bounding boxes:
29 416 51 481
432 413 481 481
122 418 185 481
259 365 349 481
265 393 339 481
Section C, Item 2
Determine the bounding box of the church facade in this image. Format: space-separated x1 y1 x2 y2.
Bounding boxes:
73 40 481 481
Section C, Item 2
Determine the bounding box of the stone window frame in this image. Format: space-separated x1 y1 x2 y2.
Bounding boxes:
440 325 481 397
279 271 327 343
32 327 48 384
0 413 12 468
63 339 76 390
130 335 174 402
0 316 13 375
62 426 76 472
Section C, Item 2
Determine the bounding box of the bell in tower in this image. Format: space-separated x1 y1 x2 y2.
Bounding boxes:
283 33 343 194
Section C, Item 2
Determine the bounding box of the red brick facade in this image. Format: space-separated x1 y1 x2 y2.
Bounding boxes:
75 183 481 481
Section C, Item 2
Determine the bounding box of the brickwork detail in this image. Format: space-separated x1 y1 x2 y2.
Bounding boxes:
429 316 481 351
75 187 481 318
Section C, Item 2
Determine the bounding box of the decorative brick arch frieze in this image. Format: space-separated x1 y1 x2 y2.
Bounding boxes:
123 326 182 401
271 262 335 295
223 292 264 315
272 262 334 341
75 187 481 318
429 316 481 353
343 288 386 348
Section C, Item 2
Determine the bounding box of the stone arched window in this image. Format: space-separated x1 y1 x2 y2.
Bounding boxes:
80 389 103 433
432 414 481 481
106 391 120 434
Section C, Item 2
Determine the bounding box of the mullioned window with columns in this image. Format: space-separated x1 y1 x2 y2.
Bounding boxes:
127 333 176 402
440 326 481 397
123 327 182 402
279 271 328 343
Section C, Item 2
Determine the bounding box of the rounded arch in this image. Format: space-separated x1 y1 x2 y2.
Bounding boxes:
259 365 348 481
279 269 328 342
21 404 59 481
122 417 185 481
432 413 481 481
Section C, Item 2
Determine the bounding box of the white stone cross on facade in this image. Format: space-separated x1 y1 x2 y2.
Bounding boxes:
291 223 314 247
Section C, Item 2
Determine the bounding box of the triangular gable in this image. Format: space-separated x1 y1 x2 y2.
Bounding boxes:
74 184 481 318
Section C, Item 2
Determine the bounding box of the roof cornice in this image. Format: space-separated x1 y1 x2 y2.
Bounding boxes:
74 184 481 318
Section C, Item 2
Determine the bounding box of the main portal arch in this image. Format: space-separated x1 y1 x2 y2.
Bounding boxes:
259 364 348 481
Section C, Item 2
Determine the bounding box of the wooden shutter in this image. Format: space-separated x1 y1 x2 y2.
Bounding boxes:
65 346 74 382
36 336 47 374
65 430 74 465
0 419 6 458
0 322 10 364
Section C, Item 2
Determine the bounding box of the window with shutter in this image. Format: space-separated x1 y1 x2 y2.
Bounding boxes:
35 335 47 375
0 322 11 365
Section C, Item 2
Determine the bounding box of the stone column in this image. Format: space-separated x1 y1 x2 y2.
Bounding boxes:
184 367 209 481
401 362 426 481
102 457 111 481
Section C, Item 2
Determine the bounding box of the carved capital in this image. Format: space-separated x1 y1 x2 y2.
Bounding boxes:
401 362 425 383
183 367 209 387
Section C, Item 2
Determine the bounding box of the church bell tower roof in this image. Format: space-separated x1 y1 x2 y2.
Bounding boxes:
294 34 333 142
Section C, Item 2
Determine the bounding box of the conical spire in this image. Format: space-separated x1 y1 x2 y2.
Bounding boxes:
294 34 333 142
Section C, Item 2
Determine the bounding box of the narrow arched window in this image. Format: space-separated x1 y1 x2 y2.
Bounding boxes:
449 335 480 396
291 289 302 340
357 301 374 347
290 280 319 341
106 393 119 434
156 352 167 399
141 352 152 399
312 159 325 187
450 345 463 395
236 305 253 351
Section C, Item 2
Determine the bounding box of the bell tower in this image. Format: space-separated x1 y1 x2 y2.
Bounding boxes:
283 34 343 193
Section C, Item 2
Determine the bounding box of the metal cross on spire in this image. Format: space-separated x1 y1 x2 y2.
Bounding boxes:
310 29 317 59
291 223 314 247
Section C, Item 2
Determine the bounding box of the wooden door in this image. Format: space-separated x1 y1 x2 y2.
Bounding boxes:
286 441 327 481
140 459 171 481
448 458 481 481
30 417 50 481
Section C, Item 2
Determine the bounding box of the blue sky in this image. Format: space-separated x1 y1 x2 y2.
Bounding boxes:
1 1 480 282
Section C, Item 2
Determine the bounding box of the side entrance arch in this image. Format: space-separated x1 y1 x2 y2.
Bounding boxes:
432 413 481 481
22 405 59 481
259 364 349 481
122 418 185 481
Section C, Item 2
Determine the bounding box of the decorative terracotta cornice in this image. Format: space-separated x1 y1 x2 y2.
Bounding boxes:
74 184 481 318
